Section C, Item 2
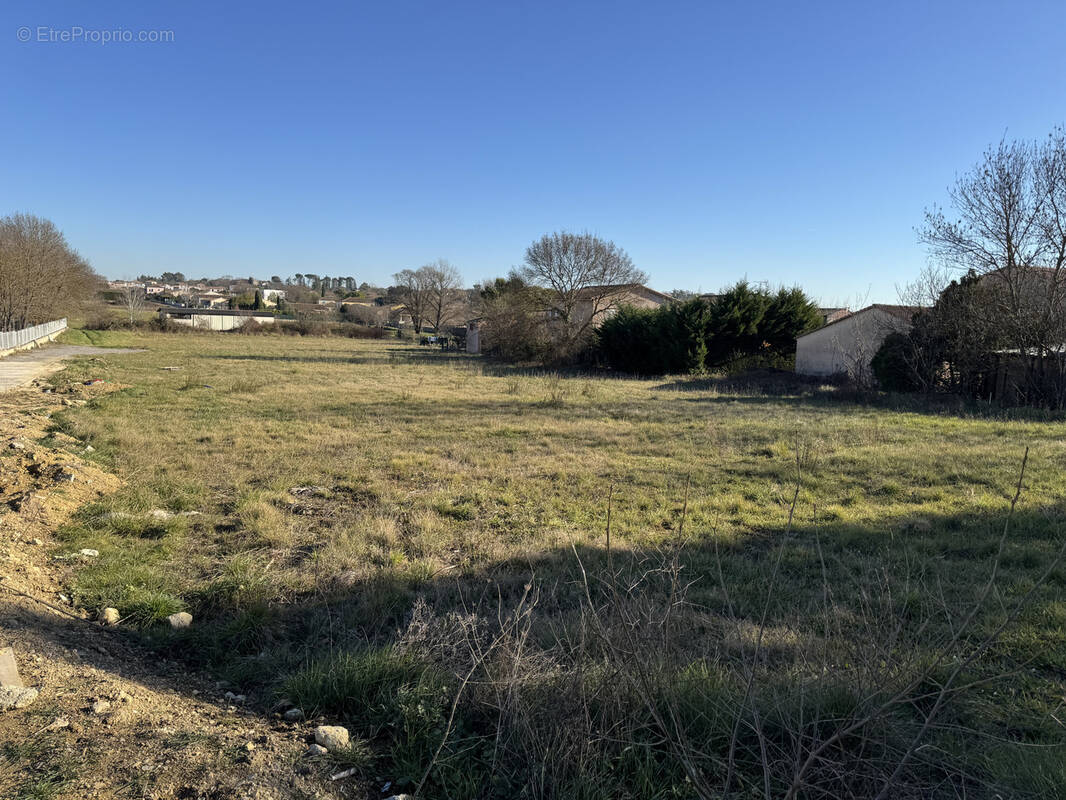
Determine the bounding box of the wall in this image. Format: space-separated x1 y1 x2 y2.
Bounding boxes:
795 308 908 378
167 313 278 331
0 319 67 358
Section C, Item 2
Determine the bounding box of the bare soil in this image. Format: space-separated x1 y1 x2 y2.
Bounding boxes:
0 383 359 800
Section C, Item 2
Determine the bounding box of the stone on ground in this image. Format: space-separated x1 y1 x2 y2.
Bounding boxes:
167 611 193 629
283 707 305 721
313 725 349 751
0 685 38 711
99 607 120 625
0 647 22 687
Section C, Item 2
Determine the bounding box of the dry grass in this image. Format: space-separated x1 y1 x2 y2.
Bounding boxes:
42 329 1066 798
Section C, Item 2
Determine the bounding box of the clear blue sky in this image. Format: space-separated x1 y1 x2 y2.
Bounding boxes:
2 1 1064 305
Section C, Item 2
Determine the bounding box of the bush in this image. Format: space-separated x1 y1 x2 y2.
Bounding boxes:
597 284 820 376
871 331 921 391
597 300 706 375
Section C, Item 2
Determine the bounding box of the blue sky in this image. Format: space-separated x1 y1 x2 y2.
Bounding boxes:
2 1 1064 304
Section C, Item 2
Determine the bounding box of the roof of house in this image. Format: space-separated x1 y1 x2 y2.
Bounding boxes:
797 303 919 339
574 284 676 303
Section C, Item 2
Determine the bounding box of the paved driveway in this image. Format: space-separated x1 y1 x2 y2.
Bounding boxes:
0 345 142 392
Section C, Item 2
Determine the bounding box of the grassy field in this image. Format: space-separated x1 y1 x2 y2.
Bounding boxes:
45 328 1066 798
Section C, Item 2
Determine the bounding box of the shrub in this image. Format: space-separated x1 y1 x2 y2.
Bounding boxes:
597 284 819 375
872 331 921 391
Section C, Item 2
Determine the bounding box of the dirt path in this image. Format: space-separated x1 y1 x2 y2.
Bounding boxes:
0 345 143 392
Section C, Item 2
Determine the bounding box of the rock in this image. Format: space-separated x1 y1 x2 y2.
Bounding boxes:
30 538 42 546
79 548 99 557
90 699 111 715
0 686 38 711
149 509 172 521
84 445 95 453
224 691 246 703
313 725 349 751
167 612 192 629
384 795 415 800
283 707 305 722
243 741 255 752
0 647 22 688
99 607 120 626
304 743 328 757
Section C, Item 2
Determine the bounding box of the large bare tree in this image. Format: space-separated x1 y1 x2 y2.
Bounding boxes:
0 213 102 331
392 267 433 332
518 231 647 355
920 128 1066 402
422 259 465 333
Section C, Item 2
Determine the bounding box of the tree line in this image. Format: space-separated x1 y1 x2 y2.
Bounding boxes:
0 213 101 331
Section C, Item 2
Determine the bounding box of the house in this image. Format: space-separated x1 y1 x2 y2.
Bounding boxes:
819 307 851 325
196 291 230 309
388 305 414 327
795 304 916 379
568 284 675 328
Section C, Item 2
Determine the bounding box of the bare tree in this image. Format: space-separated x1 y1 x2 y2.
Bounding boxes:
422 259 465 333
518 231 648 356
921 128 1066 403
392 267 433 332
0 213 102 331
122 285 146 324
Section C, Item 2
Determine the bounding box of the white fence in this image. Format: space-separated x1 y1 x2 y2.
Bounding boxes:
0 319 67 353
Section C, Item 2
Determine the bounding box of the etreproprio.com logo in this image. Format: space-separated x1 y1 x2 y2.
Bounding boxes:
17 26 175 44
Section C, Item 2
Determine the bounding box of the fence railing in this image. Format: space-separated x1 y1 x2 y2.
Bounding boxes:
0 319 67 352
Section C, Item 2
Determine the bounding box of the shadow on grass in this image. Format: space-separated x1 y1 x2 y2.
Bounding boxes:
653 372 1066 422
25 493 1066 797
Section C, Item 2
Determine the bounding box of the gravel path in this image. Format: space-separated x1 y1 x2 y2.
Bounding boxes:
0 345 142 392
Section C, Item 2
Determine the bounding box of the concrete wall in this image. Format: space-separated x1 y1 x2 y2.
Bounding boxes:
796 308 908 378
167 313 278 331
0 319 67 358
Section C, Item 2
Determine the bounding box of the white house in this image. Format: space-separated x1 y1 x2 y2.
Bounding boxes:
795 304 916 380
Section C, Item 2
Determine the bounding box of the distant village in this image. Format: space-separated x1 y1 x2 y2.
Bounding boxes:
106 274 426 329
